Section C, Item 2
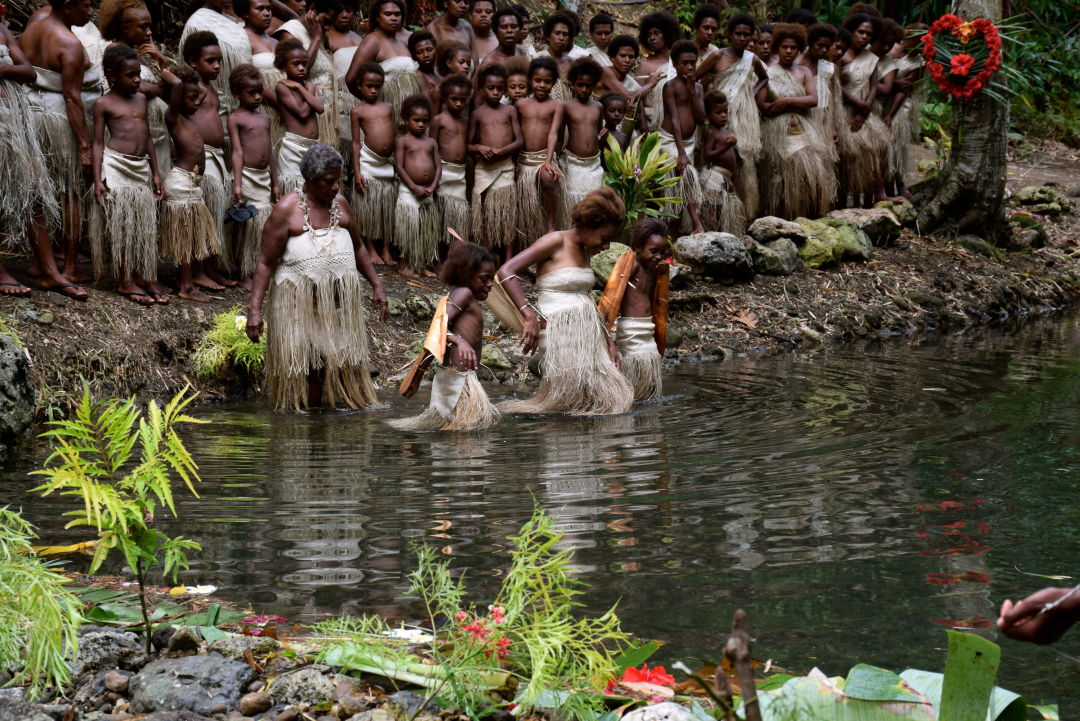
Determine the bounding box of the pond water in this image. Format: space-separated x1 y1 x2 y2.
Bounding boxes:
4 316 1079 709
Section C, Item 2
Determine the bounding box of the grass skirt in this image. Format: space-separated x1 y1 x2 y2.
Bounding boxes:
562 149 604 209
389 367 500 431
471 157 517 249
89 148 158 281
236 165 274 276
439 160 470 241
657 129 705 220
277 132 319 195
712 50 762 217
394 184 441 272
838 50 890 197
517 150 568 246
202 144 230 256
160 167 221 264
499 267 633 416
0 71 58 241
353 142 397 241
700 166 747 236
378 57 421 128
616 316 662 400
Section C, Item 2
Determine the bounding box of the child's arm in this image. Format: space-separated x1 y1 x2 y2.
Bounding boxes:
164 70 184 119
345 35 380 94
144 98 162 200
428 139 442 194
228 113 245 205
445 287 478 369
662 81 690 173
543 103 563 178
300 80 325 113
91 98 107 204
495 106 524 159
0 27 36 85
269 137 280 203
693 50 721 82
876 66 897 98
276 80 310 120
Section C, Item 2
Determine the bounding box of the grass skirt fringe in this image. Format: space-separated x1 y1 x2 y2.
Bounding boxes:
499 267 633 416
389 368 499 431
202 144 231 257
439 161 469 240
471 158 517 249
353 143 397 240
88 149 158 281
33 107 83 227
616 316 662 400
0 77 58 241
700 166 747 236
277 132 319 195
160 167 221 264
236 166 274 276
838 49 890 197
517 151 568 246
712 50 763 217
265 270 378 411
394 184 441 272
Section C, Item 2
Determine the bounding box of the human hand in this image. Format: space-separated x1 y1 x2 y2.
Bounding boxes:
607 338 620 368
271 185 281 203
851 115 865 132
302 9 322 37
231 186 242 206
94 181 108 205
453 339 478 370
521 310 540 354
541 161 560 181
245 308 264 341
354 173 367 194
884 115 893 128
280 78 298 90
373 285 388 321
138 41 167 67
998 587 1080 645
725 178 734 192
676 152 689 174
80 146 93 176
153 174 163 200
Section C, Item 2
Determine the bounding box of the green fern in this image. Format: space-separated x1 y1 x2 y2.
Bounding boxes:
0 507 82 696
31 385 206 652
193 307 266 379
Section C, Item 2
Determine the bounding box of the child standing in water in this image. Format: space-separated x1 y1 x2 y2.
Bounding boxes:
228 63 278 285
700 91 747 236
350 62 397 266
660 39 705 234
394 94 442 277
598 217 670 400
390 241 501 431
516 56 567 244
90 43 163 306
429 74 471 239
468 63 522 255
275 38 325 192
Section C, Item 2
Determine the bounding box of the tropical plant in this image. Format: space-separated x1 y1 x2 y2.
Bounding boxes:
31 386 205 653
0 507 82 696
602 133 683 238
193 307 266 380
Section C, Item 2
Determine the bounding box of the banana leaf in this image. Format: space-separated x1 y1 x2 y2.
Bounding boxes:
756 668 935 720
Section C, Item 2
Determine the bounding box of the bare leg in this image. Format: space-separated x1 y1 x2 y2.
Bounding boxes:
61 195 89 283
539 169 559 234
205 259 239 287
306 368 325 409
29 213 87 300
178 262 211 302
685 197 705 235
0 264 30 296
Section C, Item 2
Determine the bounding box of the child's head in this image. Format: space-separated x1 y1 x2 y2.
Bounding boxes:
607 34 639 74
630 217 669 267
600 92 626 128
440 241 497 298
806 23 837 60
504 55 529 101
229 63 264 108
756 23 773 59
875 18 901 54
99 0 152 46
477 63 507 105
172 64 205 115
670 39 698 78
354 60 385 102
401 93 432 136
843 13 881 51
274 37 308 79
469 0 494 33
784 7 817 26
527 56 558 100
589 13 614 50
492 7 520 47
704 90 727 127
770 23 806 64
571 187 625 254
543 11 577 54
307 0 344 27
182 30 223 81
638 11 680 56
369 0 406 34
829 26 852 61
103 42 142 95
692 4 721 45
725 12 756 51
408 30 437 71
233 0 273 32
436 40 472 77
567 57 602 100
439 73 471 115
436 0 467 20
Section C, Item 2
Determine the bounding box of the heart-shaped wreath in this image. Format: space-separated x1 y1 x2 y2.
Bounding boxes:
922 14 1002 100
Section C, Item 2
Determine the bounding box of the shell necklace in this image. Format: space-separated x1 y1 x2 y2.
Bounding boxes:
298 190 342 250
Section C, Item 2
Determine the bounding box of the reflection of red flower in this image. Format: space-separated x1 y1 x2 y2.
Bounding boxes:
924 571 992 586
950 54 975 76
621 664 676 686
932 616 992 628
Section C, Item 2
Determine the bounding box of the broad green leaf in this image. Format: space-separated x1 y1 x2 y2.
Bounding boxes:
898 669 1026 721
757 670 935 721
940 631 1005 721
85 603 143 623
197 625 229 643
756 673 795 692
613 641 662 672
844 664 928 702
1029 704 1059 720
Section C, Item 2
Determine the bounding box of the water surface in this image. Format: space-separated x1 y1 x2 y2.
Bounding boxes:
5 317 1078 708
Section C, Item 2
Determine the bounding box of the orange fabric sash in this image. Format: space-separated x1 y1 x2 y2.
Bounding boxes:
597 250 669 356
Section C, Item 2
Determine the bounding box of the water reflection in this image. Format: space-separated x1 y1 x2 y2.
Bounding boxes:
2 316 1078 707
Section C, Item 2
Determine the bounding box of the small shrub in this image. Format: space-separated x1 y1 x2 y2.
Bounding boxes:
193 307 266 380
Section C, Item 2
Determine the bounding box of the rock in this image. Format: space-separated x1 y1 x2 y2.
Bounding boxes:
620 703 691 721
665 326 684 349
955 235 1003 259
0 701 52 721
166 626 202 654
239 692 273 716
825 219 873 260
209 636 282 661
1015 185 1071 213
120 713 216 721
151 626 177 652
480 344 512 369
907 291 947 314
72 630 148 679
0 332 33 464
874 199 916 226
386 691 439 718
387 297 405 317
128 653 255 715
748 238 801 276
590 242 630 285
334 676 370 718
667 262 688 289
274 708 299 721
826 207 901 246
748 216 807 243
672 232 753 279
404 295 436 321
268 666 335 708
795 218 872 269
347 710 395 721
104 670 131 694
34 310 55 325
797 233 843 269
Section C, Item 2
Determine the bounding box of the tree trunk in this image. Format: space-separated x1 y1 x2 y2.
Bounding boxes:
916 0 1011 244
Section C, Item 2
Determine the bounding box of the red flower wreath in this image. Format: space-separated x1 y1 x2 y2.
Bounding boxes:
922 14 1002 100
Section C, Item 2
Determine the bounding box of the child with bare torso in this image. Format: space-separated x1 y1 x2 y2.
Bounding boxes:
408 31 438 109
504 56 529 103
350 63 398 265
700 91 747 235
598 93 629 152
429 74 472 240
91 43 164 306
562 57 605 207
467 64 522 254
275 38 325 190
610 218 669 400
660 40 706 233
515 57 565 242
394 94 442 277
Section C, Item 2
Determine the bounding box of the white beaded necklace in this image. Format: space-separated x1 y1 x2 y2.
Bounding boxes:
298 190 342 247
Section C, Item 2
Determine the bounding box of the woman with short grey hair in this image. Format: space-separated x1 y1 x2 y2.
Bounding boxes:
246 144 388 411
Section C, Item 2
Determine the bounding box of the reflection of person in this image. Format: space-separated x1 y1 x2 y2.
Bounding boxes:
997 586 1080 645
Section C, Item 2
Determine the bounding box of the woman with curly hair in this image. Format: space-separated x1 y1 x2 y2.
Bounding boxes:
635 10 680 131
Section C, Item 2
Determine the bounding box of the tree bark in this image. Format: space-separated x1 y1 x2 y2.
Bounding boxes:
916 0 1011 244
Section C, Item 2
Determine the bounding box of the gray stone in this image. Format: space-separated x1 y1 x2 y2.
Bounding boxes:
239 692 273 716
404 295 437 321
673 232 753 279
749 238 801 276
387 298 405 317
875 199 916 226
620 703 691 721
104 670 131 694
334 676 370 718
665 326 684 349
827 207 901 246
0 332 33 463
209 636 282 661
667 262 688 289
268 666 335 708
590 242 631 286
71 630 148 679
128 653 255 715
386 690 439 718
166 626 202 654
748 216 807 243
1015 185 1070 211
480 344 512 369
347 711 395 721
956 235 1003 259
795 218 872 269
118 713 216 721
0 701 52 721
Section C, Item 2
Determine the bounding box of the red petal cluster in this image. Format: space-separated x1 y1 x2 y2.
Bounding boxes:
923 14 1003 101
620 664 676 686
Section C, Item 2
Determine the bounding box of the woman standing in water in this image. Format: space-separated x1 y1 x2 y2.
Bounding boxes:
496 187 634 417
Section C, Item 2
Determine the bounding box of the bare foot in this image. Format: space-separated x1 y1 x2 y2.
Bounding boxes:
143 280 171 304
422 268 437 278
400 266 417 278
206 267 238 287
237 276 253 291
380 251 395 266
178 286 212 302
193 273 226 291
0 267 31 297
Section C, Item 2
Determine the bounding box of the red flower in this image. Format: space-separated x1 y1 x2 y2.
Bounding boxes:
950 54 975 76
621 664 676 686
